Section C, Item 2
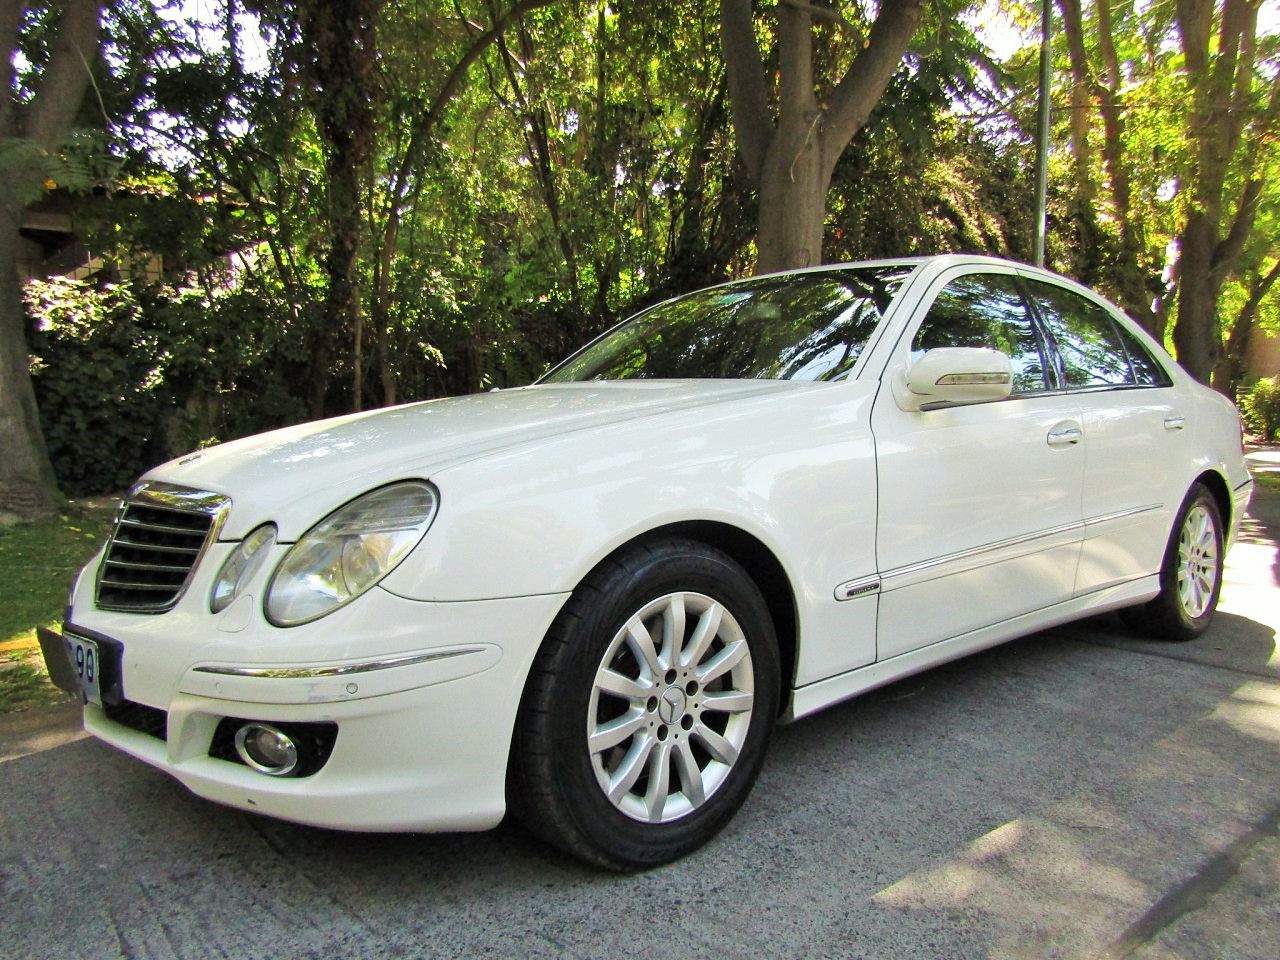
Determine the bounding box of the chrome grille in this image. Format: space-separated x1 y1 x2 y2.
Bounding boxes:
96 483 230 613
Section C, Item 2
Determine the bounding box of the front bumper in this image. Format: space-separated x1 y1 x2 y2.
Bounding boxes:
62 585 568 833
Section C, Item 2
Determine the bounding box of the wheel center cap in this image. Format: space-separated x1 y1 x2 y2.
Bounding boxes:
659 687 687 724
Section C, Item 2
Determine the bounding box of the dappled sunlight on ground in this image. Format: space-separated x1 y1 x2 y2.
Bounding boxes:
874 811 1149 958
1214 681 1280 745
867 662 1280 959
0 702 83 764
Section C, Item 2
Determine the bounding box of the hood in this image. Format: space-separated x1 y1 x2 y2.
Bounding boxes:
144 380 796 539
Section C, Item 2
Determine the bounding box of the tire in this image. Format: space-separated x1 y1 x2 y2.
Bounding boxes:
508 537 781 869
1120 483 1224 642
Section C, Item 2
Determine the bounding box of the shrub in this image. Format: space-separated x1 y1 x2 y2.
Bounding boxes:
26 279 173 496
26 276 311 496
1241 375 1280 442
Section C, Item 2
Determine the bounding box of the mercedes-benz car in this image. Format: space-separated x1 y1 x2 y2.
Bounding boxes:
46 255 1253 869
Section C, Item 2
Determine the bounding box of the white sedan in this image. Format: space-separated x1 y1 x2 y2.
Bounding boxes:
50 255 1253 868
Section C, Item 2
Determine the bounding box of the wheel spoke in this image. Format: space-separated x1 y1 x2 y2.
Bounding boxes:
701 690 753 714
660 594 686 667
692 720 739 765
644 740 674 822
680 601 723 670
625 616 663 677
697 638 748 686
595 667 649 702
1179 577 1198 614
672 739 705 808
607 732 657 803
1191 510 1211 548
1194 569 1213 601
589 709 647 755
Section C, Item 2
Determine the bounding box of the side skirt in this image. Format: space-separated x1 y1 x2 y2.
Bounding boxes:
783 575 1159 723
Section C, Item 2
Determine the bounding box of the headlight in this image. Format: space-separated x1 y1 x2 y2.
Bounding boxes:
265 481 439 626
210 524 277 613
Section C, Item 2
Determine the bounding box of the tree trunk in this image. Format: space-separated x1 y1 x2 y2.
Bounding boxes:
1056 0 1160 334
1170 0 1262 385
0 0 101 519
755 112 828 273
1212 258 1280 395
722 0 925 273
1172 213 1220 382
295 0 378 417
0 210 59 519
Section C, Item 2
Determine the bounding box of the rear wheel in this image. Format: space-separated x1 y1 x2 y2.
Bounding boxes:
1121 483 1224 641
509 538 780 869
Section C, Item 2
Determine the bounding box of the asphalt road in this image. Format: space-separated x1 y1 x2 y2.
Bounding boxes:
4 478 1278 960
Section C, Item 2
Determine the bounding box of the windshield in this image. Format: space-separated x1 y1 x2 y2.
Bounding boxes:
540 265 915 383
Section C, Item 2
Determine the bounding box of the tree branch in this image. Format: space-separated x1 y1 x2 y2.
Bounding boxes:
777 1 815 122
388 0 555 207
24 0 100 147
821 0 925 172
778 0 863 43
1211 178 1263 281
372 0 555 324
1176 0 1211 75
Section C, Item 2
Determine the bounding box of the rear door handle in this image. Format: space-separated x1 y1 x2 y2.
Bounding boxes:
1164 415 1186 431
1047 422 1083 446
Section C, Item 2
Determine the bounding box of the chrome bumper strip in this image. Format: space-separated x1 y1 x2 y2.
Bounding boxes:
193 648 483 680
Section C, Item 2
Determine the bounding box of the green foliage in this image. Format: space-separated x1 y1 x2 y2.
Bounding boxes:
1242 376 1280 441
26 279 173 495
19 0 1274 498
0 130 119 203
26 273 311 496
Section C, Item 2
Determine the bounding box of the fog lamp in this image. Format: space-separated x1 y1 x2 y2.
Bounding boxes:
234 722 299 776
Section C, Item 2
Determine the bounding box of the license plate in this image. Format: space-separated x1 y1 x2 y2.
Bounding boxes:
65 634 101 706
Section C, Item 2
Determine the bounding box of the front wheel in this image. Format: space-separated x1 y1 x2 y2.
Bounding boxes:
1121 483 1224 642
508 538 780 869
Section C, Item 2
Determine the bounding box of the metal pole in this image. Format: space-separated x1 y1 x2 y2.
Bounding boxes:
1033 0 1052 268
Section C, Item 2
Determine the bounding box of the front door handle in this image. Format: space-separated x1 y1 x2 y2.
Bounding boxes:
1047 422 1083 446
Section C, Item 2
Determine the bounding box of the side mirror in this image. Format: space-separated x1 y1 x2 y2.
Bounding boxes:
892 347 1013 412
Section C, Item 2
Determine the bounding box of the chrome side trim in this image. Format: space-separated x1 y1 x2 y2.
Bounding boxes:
881 519 1085 587
834 576 881 602
850 504 1165 596
192 648 483 679
1082 504 1163 529
787 574 1161 723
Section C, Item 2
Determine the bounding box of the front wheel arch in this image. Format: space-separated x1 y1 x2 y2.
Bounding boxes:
545 520 799 714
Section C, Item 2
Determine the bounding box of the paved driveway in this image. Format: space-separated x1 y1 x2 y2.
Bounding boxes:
4 486 1278 960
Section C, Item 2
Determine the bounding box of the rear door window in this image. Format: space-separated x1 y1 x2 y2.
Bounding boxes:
1024 279 1171 389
